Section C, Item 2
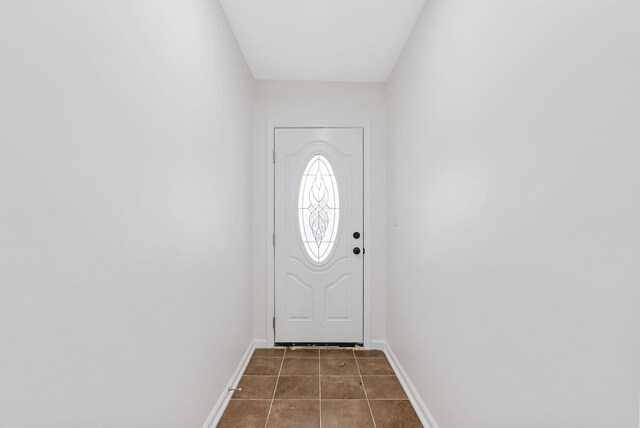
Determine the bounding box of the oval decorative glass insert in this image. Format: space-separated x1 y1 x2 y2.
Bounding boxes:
298 154 340 263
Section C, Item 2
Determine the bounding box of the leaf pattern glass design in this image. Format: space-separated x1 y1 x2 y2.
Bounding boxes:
298 154 340 263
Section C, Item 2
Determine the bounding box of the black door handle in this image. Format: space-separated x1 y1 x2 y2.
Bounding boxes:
353 247 361 255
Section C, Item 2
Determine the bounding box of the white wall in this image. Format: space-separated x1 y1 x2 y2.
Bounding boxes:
386 0 640 427
0 1 253 426
252 81 387 343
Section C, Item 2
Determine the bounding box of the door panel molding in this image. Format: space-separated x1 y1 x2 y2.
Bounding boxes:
266 120 373 347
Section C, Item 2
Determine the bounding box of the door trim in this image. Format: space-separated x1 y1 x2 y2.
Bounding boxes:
266 120 373 348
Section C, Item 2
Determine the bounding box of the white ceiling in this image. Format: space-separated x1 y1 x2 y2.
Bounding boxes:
218 0 425 83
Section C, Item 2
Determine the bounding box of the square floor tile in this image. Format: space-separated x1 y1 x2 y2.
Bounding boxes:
285 348 320 358
218 399 270 428
281 357 319 376
275 376 319 399
244 357 282 375
320 376 366 399
233 376 278 399
267 400 320 428
253 348 286 358
320 349 354 358
362 376 407 400
354 349 385 358
321 400 374 428
320 357 359 376
356 357 394 375
369 400 422 428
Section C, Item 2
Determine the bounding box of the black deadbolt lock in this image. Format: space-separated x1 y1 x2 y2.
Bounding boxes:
353 231 361 239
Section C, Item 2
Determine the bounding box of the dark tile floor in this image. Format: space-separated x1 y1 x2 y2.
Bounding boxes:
217 347 423 427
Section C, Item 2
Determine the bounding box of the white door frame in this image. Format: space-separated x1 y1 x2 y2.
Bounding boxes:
266 120 373 348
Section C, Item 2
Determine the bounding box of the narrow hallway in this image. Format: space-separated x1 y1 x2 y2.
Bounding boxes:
1 0 638 427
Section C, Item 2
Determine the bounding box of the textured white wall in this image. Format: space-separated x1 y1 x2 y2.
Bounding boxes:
0 1 254 426
252 81 387 343
386 0 640 427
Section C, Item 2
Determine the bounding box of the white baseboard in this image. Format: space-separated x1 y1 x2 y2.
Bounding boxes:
371 340 440 428
201 340 256 428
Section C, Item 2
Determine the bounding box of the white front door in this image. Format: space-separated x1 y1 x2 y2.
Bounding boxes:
274 128 364 343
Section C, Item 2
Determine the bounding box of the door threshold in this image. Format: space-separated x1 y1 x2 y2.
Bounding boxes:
275 342 363 348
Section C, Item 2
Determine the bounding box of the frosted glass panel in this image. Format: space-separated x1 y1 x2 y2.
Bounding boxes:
298 154 339 263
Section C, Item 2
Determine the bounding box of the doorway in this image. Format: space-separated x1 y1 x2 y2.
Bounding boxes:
271 126 368 344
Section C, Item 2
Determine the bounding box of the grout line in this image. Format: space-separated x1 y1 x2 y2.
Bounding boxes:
367 398 411 401
316 374 362 377
354 349 377 428
270 398 325 401
264 352 286 428
319 352 322 428
231 398 276 401
312 398 371 401
236 398 395 401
